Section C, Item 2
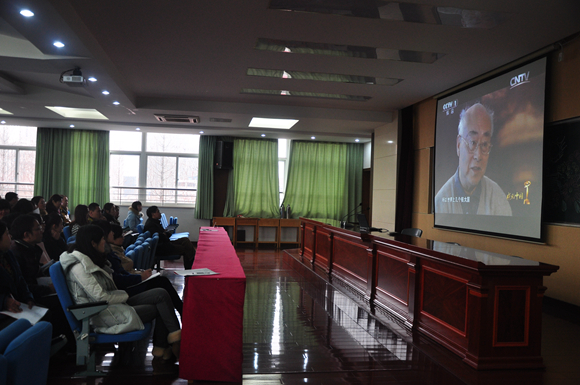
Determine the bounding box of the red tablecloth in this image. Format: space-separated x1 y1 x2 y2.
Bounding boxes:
179 227 246 382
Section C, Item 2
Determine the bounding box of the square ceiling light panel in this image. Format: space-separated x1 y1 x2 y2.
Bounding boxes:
249 117 299 129
45 106 109 120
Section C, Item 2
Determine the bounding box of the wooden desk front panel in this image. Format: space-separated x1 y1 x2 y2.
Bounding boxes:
374 244 415 327
302 222 316 265
415 258 474 356
331 233 373 302
314 227 332 275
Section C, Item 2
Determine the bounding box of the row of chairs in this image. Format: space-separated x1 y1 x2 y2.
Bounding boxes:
125 231 181 271
125 231 159 270
133 213 189 241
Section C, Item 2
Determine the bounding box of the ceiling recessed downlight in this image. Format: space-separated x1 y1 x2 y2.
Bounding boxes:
261 134 266 137
69 124 75 128
88 77 97 82
20 10 34 17
249 117 298 129
45 106 108 120
311 136 316 140
113 101 120 105
102 90 110 95
53 41 65 48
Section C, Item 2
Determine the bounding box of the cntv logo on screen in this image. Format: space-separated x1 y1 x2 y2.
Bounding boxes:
442 100 457 114
510 71 530 89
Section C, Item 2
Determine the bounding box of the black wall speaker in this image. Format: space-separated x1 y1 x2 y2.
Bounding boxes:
214 141 233 169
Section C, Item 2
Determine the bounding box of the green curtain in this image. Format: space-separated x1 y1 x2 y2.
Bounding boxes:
223 139 279 218
195 136 216 219
283 141 363 221
34 128 109 211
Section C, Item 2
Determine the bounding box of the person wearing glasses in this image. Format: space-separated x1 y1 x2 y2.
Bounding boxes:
435 103 512 215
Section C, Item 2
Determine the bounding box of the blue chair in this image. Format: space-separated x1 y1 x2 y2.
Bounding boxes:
0 319 52 385
136 223 144 234
63 225 72 242
132 245 145 270
160 213 190 240
49 262 152 376
67 235 76 245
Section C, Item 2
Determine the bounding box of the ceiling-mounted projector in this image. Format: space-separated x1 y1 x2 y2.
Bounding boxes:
60 68 85 87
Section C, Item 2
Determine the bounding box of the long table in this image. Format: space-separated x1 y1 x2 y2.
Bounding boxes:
179 227 246 382
299 218 559 370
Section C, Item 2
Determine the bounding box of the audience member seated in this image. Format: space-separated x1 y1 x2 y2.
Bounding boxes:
0 221 69 340
70 204 89 235
31 195 48 217
42 212 67 261
60 195 71 225
0 199 10 220
60 225 182 360
0 221 35 331
4 192 18 209
94 221 183 316
87 202 103 223
103 202 120 225
45 194 62 216
2 199 35 227
125 201 143 232
144 206 196 269
9 215 53 300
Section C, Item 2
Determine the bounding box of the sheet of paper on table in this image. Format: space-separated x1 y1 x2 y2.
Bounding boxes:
174 268 219 276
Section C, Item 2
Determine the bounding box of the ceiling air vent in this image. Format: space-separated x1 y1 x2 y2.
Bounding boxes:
209 117 232 123
154 114 200 124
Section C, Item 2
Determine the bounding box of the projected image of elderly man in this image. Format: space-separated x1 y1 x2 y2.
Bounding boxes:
435 103 512 215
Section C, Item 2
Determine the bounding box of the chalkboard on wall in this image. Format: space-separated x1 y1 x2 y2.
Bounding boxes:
544 118 580 224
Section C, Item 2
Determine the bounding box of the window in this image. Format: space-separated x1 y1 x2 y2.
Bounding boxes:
278 138 289 204
109 131 199 206
0 125 36 198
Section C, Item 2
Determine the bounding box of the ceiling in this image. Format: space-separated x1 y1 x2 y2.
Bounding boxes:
1 0 580 143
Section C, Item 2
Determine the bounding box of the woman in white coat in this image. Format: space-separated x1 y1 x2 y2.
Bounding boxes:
60 225 181 360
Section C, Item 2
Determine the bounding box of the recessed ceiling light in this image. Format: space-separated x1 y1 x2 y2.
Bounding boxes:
69 124 75 128
0 108 13 115
45 106 108 120
249 117 298 129
20 10 34 17
355 139 360 142
88 77 97 82
311 136 316 140
387 140 394 144
261 134 266 137
53 41 65 48
136 127 141 131
113 101 120 105
1 121 6 124
102 90 110 95
199 131 204 134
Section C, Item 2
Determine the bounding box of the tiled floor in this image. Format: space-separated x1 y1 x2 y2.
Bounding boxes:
47 247 580 384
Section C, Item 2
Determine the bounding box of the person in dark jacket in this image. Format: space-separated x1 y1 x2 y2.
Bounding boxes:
0 221 35 330
42 212 67 261
144 206 195 269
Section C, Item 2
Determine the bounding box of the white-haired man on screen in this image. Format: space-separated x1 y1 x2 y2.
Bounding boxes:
435 103 512 215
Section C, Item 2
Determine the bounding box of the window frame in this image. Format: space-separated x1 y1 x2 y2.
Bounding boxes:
109 131 199 207
0 133 36 199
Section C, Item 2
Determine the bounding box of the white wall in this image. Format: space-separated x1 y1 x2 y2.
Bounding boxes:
364 142 372 169
372 117 399 234
119 205 210 242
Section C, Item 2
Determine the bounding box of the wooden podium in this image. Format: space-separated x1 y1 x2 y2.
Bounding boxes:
299 218 558 370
